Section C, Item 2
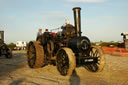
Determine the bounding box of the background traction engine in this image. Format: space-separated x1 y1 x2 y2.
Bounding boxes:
27 7 105 76
0 30 12 58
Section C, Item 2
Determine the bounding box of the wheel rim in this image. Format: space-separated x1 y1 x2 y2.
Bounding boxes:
86 47 102 72
28 44 36 68
57 49 69 75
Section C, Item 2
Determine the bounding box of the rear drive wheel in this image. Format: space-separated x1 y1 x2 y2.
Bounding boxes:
27 41 44 68
56 47 76 76
85 46 105 72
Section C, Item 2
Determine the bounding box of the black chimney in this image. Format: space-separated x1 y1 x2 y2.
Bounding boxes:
73 7 81 37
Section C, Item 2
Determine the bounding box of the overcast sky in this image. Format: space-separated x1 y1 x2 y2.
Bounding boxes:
0 0 128 43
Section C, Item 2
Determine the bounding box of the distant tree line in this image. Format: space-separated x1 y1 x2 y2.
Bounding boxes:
99 42 119 47
7 40 34 50
7 43 16 49
7 41 121 50
91 41 121 47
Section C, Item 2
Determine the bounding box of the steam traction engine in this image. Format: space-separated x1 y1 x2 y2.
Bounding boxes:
27 7 105 76
0 30 12 58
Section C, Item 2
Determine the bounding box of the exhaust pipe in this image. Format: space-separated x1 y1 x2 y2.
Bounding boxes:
73 7 81 37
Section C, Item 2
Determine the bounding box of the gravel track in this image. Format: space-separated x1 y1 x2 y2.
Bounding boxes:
0 51 128 85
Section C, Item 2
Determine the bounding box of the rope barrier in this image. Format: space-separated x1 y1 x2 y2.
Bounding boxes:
101 47 128 57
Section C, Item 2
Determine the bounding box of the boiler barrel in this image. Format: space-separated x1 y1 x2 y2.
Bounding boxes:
68 37 90 53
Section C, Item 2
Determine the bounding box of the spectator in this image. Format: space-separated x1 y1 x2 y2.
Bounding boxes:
36 28 42 41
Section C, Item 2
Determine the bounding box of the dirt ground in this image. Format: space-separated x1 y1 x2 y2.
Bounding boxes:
0 50 128 85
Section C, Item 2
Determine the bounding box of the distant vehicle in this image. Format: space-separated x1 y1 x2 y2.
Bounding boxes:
121 33 128 48
15 41 27 50
0 30 12 58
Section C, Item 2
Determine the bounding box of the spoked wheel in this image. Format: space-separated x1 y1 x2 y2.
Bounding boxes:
56 48 76 76
85 46 105 72
27 41 44 68
6 48 12 58
1 44 12 58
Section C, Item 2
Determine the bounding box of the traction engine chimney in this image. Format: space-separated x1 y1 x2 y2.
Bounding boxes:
73 7 81 37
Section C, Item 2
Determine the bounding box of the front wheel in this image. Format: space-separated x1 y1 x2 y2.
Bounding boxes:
56 47 76 76
84 46 105 72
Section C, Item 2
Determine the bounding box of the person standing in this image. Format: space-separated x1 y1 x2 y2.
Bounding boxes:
36 28 42 41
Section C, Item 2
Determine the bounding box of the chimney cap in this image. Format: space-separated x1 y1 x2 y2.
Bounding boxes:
73 7 81 10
